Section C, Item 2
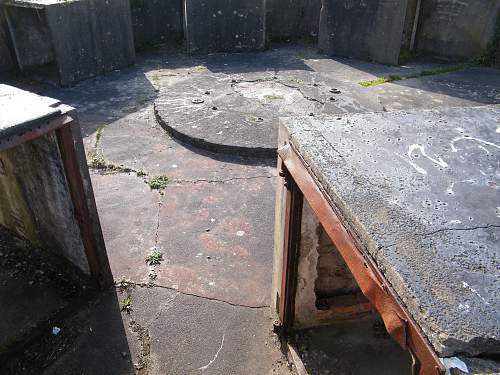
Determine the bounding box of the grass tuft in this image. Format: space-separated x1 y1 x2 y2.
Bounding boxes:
145 251 163 266
146 175 169 190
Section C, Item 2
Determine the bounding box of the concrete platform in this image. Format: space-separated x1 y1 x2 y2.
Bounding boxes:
153 46 500 158
281 105 500 357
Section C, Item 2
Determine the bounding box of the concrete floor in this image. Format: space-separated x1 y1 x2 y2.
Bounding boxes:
3 42 499 374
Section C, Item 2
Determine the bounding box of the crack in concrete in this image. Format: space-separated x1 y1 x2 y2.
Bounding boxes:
231 76 326 105
115 281 270 309
381 224 500 252
171 175 274 184
415 224 500 238
129 318 151 374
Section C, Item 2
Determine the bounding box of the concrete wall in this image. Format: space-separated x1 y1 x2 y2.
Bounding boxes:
130 0 183 49
0 1 14 74
0 133 90 273
318 0 408 65
267 0 321 40
416 0 500 60
5 0 135 86
184 0 266 54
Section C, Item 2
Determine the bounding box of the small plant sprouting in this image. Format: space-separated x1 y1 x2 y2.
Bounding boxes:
121 296 132 313
145 251 163 266
146 175 169 190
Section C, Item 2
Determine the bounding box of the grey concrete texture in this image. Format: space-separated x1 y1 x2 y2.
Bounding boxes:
153 46 500 157
282 105 500 357
43 286 292 375
130 0 183 49
267 0 321 39
0 225 97 373
184 0 266 54
0 2 14 74
416 0 500 60
318 0 408 65
4 0 135 86
295 316 412 374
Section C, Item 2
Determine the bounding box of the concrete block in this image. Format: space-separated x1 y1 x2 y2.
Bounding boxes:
416 0 500 60
130 0 183 49
267 0 321 40
0 84 111 284
184 0 266 54
3 0 135 86
318 0 408 65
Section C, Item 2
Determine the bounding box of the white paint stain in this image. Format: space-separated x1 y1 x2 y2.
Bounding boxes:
408 144 449 168
446 183 455 195
198 334 225 372
458 303 470 310
440 357 469 375
449 219 461 224
236 230 245 236
462 281 489 305
395 153 427 175
451 136 500 153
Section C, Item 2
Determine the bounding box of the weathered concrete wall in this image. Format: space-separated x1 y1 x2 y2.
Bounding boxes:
130 0 183 49
416 0 500 60
267 0 321 40
0 133 89 273
401 0 419 51
318 0 408 65
2 6 54 68
294 200 364 329
184 0 266 54
0 1 14 74
5 0 135 86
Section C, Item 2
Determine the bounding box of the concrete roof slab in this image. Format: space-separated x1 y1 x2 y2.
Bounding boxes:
282 105 500 357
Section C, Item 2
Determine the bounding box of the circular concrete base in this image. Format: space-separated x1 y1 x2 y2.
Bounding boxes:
153 73 324 158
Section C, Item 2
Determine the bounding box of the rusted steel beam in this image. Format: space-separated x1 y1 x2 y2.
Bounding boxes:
278 165 303 332
0 115 72 152
278 143 445 375
56 123 113 288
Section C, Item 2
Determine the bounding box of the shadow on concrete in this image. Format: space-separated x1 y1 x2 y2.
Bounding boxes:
0 226 135 375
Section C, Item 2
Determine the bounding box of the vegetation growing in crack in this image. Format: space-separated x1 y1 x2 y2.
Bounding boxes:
121 295 132 313
358 64 467 87
146 175 170 190
145 250 163 266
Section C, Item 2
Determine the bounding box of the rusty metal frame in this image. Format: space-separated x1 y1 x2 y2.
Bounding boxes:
0 115 112 288
277 143 445 375
278 165 303 332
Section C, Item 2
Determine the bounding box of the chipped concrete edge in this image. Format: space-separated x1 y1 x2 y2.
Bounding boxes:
286 342 308 375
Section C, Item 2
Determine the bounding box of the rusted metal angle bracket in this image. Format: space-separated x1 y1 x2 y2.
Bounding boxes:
278 165 303 332
277 143 445 375
56 123 113 288
0 115 72 152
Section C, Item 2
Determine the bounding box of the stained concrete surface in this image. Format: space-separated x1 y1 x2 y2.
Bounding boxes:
3 43 499 373
154 46 499 157
282 105 500 357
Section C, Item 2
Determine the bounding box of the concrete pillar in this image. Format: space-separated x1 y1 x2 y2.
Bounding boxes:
416 0 500 61
318 0 408 65
184 0 266 54
3 0 135 86
130 0 183 50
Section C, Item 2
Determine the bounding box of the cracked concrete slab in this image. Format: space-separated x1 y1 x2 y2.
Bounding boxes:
98 105 275 181
42 289 138 375
125 285 291 375
282 105 500 357
152 46 499 156
90 172 159 282
154 177 276 307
